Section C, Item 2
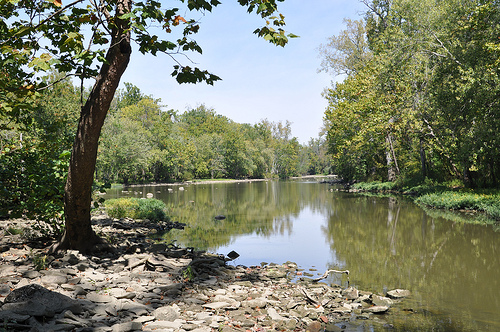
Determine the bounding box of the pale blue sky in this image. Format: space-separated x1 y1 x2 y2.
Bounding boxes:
120 0 366 144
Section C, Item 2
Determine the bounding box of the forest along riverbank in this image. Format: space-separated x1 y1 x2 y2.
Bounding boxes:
121 175 337 188
0 216 410 331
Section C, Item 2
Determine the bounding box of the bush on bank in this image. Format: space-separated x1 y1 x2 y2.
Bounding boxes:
415 191 500 220
104 198 168 222
351 181 500 221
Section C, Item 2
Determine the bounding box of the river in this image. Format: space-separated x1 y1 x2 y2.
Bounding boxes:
104 179 500 331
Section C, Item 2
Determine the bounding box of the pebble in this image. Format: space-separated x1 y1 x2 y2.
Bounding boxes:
0 216 410 331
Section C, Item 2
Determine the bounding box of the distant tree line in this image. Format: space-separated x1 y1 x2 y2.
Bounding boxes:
320 0 500 187
96 83 333 184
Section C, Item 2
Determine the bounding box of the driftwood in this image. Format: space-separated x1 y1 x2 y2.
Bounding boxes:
299 287 319 305
312 269 349 282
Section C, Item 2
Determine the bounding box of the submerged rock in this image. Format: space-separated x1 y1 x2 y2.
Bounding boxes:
387 289 411 299
364 305 390 313
372 294 394 307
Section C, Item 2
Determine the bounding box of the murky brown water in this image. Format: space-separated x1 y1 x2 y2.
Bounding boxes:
105 179 500 331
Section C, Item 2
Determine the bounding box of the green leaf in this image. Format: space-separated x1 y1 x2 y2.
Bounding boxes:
132 22 147 32
119 12 137 20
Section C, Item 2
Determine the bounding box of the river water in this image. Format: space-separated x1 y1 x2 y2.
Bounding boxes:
104 179 500 331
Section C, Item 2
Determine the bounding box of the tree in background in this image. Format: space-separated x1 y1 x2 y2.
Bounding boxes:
320 0 500 186
0 74 79 233
1 0 296 252
96 95 308 184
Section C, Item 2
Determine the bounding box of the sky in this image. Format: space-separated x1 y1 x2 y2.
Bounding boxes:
119 0 367 144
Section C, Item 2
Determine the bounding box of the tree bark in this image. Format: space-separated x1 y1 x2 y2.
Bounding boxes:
51 0 132 253
419 136 427 178
386 134 398 182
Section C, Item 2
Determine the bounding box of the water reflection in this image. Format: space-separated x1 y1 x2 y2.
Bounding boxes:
324 194 500 331
105 180 500 331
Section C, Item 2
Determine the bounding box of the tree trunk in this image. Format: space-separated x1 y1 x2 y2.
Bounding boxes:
51 0 132 253
420 136 427 178
386 134 398 182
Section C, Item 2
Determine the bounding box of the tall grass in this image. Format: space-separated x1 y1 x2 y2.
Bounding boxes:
352 181 398 191
415 191 500 220
104 198 168 222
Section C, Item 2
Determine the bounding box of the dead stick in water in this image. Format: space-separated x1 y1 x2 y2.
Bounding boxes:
313 269 349 282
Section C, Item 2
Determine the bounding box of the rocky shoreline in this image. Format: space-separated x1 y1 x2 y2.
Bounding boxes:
0 216 410 331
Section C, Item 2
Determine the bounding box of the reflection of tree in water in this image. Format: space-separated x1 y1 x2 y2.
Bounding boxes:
155 181 334 249
322 193 500 331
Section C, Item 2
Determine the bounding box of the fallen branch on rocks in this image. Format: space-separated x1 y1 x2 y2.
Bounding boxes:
126 255 151 270
299 286 319 305
313 269 350 282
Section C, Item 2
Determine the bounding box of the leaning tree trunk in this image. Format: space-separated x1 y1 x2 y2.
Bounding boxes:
51 0 132 253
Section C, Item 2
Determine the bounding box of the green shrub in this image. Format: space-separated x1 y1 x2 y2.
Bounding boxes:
483 204 500 220
105 198 139 219
136 198 168 222
352 181 398 191
105 198 168 222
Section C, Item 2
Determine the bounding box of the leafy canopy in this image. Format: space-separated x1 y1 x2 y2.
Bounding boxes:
0 0 297 121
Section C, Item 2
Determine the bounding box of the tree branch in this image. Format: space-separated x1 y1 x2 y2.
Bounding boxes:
35 73 79 91
37 0 86 31
0 0 81 47
312 269 349 282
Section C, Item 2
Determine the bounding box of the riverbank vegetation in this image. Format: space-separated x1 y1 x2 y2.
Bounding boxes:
351 181 500 222
320 0 500 189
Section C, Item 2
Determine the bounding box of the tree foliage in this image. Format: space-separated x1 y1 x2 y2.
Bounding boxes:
321 0 500 187
0 74 78 233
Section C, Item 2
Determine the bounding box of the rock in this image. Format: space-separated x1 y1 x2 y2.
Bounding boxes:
86 293 115 303
0 284 11 296
342 286 359 300
41 274 68 286
364 305 389 313
266 269 287 279
133 315 155 323
2 284 82 317
226 250 239 260
306 321 322 332
22 270 40 279
153 304 180 321
372 294 394 307
111 321 142 332
242 298 268 309
267 307 286 321
387 289 411 299
202 302 231 310
145 319 184 330
0 310 31 323
189 327 212 332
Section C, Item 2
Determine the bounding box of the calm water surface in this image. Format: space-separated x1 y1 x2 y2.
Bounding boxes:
105 180 500 331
